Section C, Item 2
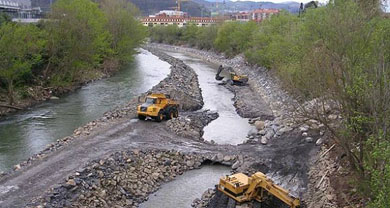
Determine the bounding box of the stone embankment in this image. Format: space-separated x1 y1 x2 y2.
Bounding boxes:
30 150 244 208
30 150 204 207
1 48 204 179
145 46 203 111
166 110 218 140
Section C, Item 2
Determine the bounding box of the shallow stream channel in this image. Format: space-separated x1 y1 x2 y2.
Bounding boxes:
167 52 254 145
140 165 230 208
139 52 254 207
0 49 171 172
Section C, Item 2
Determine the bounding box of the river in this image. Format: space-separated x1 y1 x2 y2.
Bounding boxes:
167 52 254 145
0 49 171 172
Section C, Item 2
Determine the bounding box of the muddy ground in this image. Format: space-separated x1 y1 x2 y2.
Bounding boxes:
0 47 320 208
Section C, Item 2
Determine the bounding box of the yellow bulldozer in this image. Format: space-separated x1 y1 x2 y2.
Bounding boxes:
137 93 179 122
218 172 300 208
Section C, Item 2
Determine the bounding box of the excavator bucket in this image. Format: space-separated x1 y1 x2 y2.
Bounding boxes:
215 65 224 81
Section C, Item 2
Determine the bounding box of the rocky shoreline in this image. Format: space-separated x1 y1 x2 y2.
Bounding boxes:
166 110 219 140
0 48 204 180
29 150 205 207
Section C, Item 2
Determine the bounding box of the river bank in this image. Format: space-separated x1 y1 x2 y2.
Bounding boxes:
0 59 121 118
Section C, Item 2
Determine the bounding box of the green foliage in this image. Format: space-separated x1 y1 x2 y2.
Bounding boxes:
100 0 147 63
0 0 146 103
245 1 390 205
44 0 111 84
245 11 301 70
365 137 390 208
181 24 199 46
0 23 46 104
0 13 11 26
149 25 182 45
196 26 218 50
214 21 258 57
42 0 146 85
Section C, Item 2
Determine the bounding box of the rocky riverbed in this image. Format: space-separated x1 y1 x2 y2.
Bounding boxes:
29 150 206 207
166 110 219 140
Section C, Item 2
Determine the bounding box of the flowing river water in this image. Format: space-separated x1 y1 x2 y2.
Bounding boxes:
167 52 255 145
0 49 171 172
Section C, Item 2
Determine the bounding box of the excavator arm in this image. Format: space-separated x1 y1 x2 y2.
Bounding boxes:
218 172 300 208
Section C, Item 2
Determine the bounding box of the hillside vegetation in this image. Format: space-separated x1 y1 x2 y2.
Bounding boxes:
0 0 146 106
149 0 390 207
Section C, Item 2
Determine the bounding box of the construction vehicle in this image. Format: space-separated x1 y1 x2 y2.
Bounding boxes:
137 93 179 122
218 172 300 208
215 65 248 86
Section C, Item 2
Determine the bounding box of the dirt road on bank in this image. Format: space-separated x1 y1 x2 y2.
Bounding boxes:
0 47 319 208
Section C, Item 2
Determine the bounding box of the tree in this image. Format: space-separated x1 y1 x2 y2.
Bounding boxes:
0 23 45 104
196 26 218 50
0 12 11 26
43 0 111 85
214 21 258 56
100 0 147 63
181 24 198 46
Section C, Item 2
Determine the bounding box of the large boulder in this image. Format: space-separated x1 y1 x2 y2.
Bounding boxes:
254 120 265 130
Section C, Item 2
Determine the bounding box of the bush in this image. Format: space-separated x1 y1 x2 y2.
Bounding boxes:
214 21 257 57
0 23 45 104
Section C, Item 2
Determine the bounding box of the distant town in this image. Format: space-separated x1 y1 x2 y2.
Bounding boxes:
141 8 280 27
1 0 284 25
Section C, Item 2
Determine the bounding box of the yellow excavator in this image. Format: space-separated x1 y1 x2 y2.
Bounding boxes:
137 93 179 122
218 172 300 208
215 65 248 86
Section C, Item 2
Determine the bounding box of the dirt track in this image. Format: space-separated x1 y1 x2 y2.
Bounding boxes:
0 47 318 208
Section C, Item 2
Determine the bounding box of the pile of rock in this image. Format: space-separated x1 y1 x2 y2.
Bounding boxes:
32 149 205 208
166 110 218 139
223 82 274 120
145 47 204 111
192 188 216 208
244 117 295 145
